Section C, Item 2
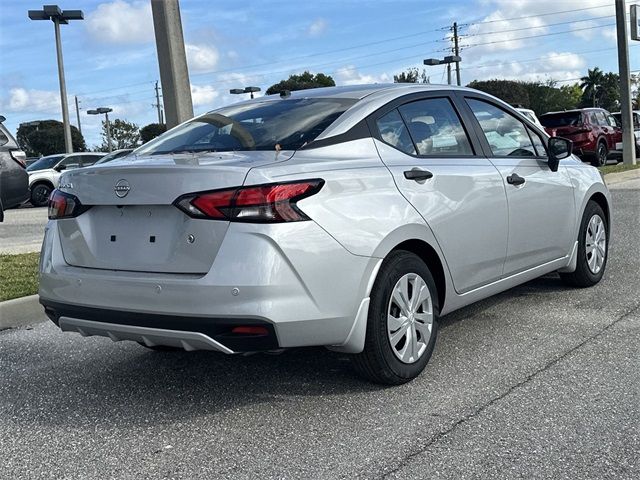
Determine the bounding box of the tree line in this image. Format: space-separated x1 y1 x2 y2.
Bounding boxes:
17 67 640 157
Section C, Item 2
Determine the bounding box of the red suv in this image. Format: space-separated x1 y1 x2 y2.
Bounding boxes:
540 108 622 166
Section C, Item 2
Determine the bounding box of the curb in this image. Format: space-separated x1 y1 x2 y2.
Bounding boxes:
604 168 640 186
0 295 46 330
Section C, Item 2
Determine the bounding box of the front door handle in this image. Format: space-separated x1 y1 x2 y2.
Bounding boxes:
506 173 525 186
404 169 433 181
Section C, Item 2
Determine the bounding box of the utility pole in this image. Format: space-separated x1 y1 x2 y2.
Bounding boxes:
151 0 193 129
74 95 82 136
615 0 637 165
154 81 164 124
453 22 461 86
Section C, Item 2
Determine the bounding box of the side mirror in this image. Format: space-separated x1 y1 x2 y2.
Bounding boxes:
55 164 67 172
548 137 572 172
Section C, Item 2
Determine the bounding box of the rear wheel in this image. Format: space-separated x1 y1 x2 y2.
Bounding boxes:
560 201 608 287
591 141 608 167
30 183 52 207
351 251 438 385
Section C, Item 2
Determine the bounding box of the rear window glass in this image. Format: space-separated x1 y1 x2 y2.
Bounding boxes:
540 112 582 128
136 98 356 155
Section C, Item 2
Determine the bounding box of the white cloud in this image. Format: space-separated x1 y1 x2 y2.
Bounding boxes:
186 44 220 72
2 88 61 113
465 52 586 83
335 66 390 85
308 18 327 37
602 27 617 42
190 84 219 108
86 0 153 44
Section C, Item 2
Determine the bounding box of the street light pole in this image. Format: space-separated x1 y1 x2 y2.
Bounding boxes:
424 56 461 86
28 5 83 154
87 107 113 153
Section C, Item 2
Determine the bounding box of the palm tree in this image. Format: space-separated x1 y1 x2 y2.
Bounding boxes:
580 68 605 107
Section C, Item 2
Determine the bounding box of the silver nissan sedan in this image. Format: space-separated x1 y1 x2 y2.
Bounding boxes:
39 84 611 384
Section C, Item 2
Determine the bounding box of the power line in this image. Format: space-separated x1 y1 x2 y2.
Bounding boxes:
453 15 614 40
458 2 623 28
462 23 617 49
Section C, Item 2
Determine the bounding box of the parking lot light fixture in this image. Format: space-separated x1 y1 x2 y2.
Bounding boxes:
28 5 84 154
230 86 261 99
424 56 462 86
87 107 113 153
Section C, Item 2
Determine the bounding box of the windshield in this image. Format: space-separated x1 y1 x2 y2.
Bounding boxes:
135 97 356 155
26 154 64 172
539 112 582 128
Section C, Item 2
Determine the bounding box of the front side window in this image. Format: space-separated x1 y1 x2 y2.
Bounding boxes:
398 98 473 156
375 109 416 155
136 98 356 155
467 98 537 157
527 127 547 158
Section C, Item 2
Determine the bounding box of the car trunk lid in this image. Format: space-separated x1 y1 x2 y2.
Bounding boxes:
57 151 289 274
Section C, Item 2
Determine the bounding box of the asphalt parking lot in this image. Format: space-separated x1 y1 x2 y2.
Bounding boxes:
0 206 48 254
1 180 639 479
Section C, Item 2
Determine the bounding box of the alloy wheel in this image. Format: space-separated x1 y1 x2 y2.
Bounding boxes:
585 214 606 274
387 273 433 364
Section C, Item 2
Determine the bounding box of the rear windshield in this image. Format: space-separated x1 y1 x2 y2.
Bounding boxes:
539 112 582 128
26 155 64 171
136 97 356 155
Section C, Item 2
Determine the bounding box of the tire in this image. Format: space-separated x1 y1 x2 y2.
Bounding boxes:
351 250 439 385
560 201 608 288
591 141 608 167
30 183 52 207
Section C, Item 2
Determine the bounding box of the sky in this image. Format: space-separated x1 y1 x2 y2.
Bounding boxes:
1 0 639 148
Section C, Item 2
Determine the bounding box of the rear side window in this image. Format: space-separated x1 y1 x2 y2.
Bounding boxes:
80 155 101 167
398 98 473 156
375 109 416 155
467 99 536 157
595 111 608 126
0 129 8 147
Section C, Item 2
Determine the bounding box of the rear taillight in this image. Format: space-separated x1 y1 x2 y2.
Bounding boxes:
175 179 324 223
10 150 26 168
48 189 89 220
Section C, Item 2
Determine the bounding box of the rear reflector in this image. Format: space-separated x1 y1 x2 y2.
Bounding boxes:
48 189 90 220
175 179 324 223
231 326 269 336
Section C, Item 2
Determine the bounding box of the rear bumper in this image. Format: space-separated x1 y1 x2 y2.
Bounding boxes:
41 299 278 352
39 219 379 351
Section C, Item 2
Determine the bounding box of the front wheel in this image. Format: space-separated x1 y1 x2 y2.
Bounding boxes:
560 201 608 287
351 251 439 385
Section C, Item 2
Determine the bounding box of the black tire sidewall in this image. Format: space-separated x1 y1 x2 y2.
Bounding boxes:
576 202 608 284
368 251 439 381
31 184 52 207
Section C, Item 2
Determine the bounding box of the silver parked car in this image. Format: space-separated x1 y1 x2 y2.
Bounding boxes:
39 84 611 384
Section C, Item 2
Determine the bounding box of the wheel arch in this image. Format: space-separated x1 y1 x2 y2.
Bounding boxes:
390 239 446 312
588 191 610 231
30 179 55 190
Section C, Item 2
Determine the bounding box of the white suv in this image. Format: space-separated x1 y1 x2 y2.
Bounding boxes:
26 152 104 206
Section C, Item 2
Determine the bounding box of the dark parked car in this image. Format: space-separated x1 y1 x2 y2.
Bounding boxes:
0 116 29 221
540 108 622 166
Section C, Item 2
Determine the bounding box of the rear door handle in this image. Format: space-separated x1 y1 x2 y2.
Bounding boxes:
506 173 525 186
404 169 433 181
